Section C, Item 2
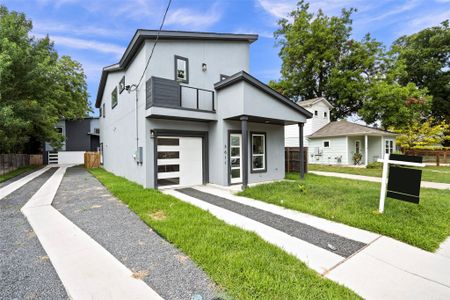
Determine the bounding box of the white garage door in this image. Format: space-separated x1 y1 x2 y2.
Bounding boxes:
157 136 203 188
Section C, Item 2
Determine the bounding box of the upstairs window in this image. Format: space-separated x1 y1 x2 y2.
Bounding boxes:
111 87 118 109
174 55 189 83
324 111 328 118
102 103 106 118
94 128 100 134
314 110 318 117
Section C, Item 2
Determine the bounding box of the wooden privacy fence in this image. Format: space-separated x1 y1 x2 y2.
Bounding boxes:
285 147 308 173
84 152 100 169
0 154 43 175
404 149 449 166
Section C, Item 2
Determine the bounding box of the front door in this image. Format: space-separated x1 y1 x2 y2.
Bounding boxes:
229 133 242 184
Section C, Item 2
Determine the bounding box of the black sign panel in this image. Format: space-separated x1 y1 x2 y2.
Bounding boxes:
387 166 422 204
389 154 423 163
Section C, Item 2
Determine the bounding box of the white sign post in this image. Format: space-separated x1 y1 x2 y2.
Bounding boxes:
377 154 426 213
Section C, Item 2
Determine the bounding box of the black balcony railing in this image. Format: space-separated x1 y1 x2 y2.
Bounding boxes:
180 85 215 112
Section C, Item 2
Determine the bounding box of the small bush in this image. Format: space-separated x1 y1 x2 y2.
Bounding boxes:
366 162 383 169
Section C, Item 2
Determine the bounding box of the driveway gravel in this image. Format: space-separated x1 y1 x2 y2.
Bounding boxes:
53 167 223 300
178 188 366 258
0 168 68 300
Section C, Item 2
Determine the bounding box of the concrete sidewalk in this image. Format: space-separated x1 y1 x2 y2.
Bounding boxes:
310 170 450 190
168 185 450 300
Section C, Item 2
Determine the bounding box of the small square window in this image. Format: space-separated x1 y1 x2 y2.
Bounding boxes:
94 128 100 134
175 55 189 83
314 110 318 116
324 141 330 148
111 87 118 109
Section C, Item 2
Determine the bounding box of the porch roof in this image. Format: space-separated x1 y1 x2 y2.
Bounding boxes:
308 120 397 138
214 71 313 124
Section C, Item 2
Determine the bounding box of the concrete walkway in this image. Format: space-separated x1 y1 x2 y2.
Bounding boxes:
310 170 450 190
0 166 51 200
21 166 163 300
166 185 450 299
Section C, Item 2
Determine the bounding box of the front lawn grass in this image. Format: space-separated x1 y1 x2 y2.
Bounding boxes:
89 168 359 300
308 164 450 184
0 166 37 183
239 173 450 252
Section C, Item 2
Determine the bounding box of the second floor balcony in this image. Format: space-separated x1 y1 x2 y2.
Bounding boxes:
145 76 216 121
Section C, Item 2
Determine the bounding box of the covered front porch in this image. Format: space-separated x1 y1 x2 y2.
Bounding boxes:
347 135 396 166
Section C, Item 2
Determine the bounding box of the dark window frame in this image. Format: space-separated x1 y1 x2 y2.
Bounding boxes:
314 110 318 117
102 103 106 118
324 111 327 118
119 76 126 94
324 140 330 148
250 132 267 173
174 55 189 84
111 87 118 109
157 151 180 159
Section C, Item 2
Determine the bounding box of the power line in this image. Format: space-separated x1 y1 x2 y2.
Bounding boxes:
135 0 172 89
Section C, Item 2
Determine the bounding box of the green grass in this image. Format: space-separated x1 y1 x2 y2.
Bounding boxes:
89 168 359 300
239 173 450 252
308 164 450 184
0 166 37 183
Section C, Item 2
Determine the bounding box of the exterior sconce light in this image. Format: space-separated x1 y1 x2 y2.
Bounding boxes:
150 130 155 139
202 63 207 72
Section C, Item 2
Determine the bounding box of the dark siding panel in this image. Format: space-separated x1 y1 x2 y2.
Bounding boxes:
65 119 91 151
146 77 180 109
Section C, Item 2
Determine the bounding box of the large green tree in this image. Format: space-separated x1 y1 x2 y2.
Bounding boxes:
392 21 450 123
0 5 89 153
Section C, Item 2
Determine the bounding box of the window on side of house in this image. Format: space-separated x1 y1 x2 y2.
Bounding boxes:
102 103 106 118
323 140 330 148
314 110 318 117
94 128 100 134
324 111 328 118
174 55 189 83
385 139 394 154
111 87 118 109
251 133 266 172
56 127 63 135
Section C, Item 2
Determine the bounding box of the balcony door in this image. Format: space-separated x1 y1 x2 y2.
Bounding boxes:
229 133 242 184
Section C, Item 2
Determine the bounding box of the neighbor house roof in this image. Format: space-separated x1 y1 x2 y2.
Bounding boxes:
214 71 313 118
297 97 334 109
95 30 259 108
308 120 397 138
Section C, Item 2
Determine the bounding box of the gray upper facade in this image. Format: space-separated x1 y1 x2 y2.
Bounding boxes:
96 30 311 189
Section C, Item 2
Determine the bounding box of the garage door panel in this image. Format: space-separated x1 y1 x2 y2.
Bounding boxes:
158 171 180 179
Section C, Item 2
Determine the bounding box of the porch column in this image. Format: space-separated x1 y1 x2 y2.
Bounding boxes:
365 135 369 165
299 122 305 179
241 116 249 190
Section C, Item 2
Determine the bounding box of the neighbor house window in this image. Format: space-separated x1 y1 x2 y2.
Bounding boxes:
251 133 266 172
314 110 318 117
111 87 118 109
385 139 394 154
324 111 328 118
102 103 105 118
323 140 330 148
174 55 189 83
56 127 63 135
94 128 100 134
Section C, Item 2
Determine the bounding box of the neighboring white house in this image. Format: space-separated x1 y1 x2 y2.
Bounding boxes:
95 30 311 189
307 120 397 165
285 97 333 147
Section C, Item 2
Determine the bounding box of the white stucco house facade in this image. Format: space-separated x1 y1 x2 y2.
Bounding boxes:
284 97 397 165
95 30 312 189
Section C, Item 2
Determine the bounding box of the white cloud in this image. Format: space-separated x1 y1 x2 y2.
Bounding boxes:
399 10 450 35
165 3 222 29
34 33 125 57
367 0 420 22
33 21 129 38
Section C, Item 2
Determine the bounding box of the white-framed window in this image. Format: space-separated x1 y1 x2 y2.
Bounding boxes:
174 55 189 83
385 139 394 154
323 140 330 148
314 110 318 117
324 111 328 118
355 140 361 154
94 128 100 134
251 133 266 172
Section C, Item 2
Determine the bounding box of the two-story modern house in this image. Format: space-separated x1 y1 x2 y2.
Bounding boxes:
95 30 312 189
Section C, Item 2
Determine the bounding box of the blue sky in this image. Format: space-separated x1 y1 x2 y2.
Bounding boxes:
3 0 450 111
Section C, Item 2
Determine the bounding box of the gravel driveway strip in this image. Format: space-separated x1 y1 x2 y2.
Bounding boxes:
53 167 223 300
0 168 68 300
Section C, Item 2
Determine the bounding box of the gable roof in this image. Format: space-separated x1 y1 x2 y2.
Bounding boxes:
95 30 259 108
308 120 397 138
297 97 333 109
214 71 313 118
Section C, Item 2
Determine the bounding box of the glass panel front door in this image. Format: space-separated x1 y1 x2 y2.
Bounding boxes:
230 133 242 184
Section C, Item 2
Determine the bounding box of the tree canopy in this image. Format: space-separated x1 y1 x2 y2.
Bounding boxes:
0 5 89 153
271 1 439 131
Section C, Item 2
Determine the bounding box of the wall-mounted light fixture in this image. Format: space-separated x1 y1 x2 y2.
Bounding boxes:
150 130 155 139
202 63 207 72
